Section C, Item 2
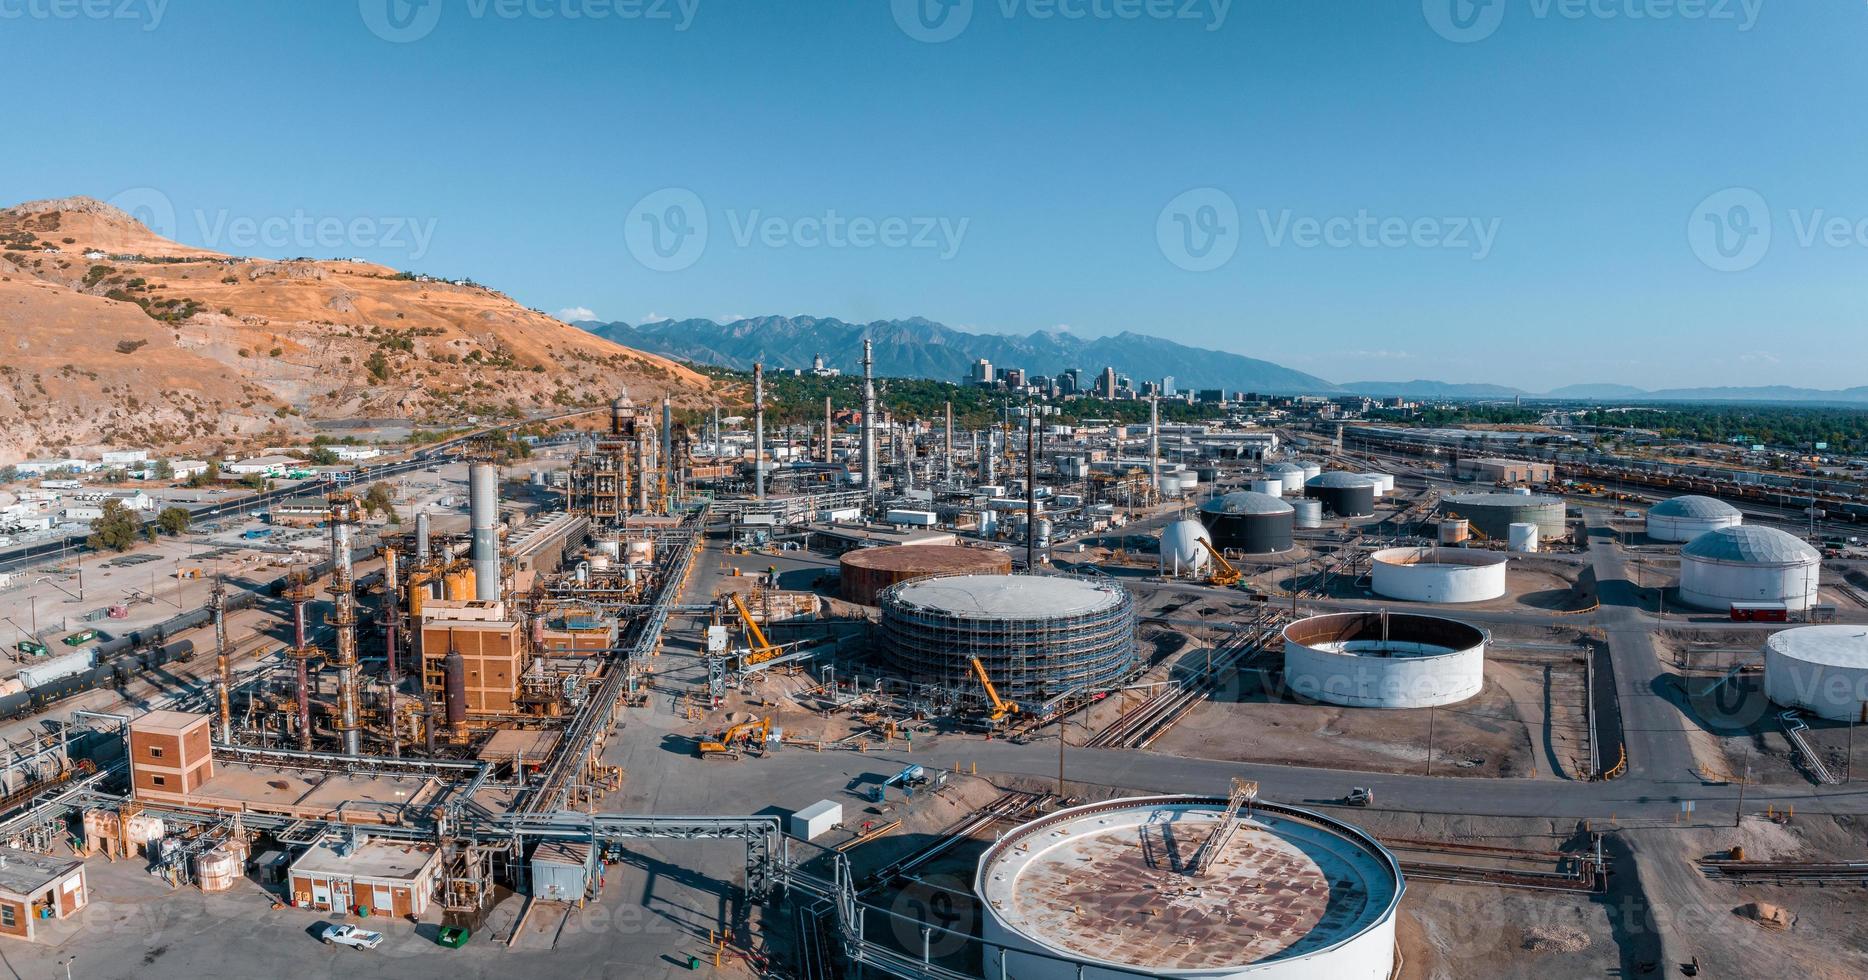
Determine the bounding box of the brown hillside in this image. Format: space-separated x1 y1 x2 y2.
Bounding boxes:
0 197 712 460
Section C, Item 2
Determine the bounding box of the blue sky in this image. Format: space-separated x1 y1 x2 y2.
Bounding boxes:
4 0 1864 391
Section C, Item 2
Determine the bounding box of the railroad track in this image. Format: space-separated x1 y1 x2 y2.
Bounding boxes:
1699 860 1868 884
1088 615 1282 750
864 790 1050 891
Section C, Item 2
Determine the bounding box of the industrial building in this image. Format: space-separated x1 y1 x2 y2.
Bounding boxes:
1282 611 1488 708
1369 547 1509 603
1645 495 1743 543
287 834 442 917
1304 472 1377 519
975 796 1403 980
0 847 86 943
1198 491 1294 554
1763 626 1868 722
1455 458 1554 484
878 574 1137 701
1441 491 1567 542
1678 525 1822 612
838 544 1012 605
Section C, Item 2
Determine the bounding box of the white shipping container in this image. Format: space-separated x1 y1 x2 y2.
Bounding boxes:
885 509 938 527
791 800 842 840
817 507 862 523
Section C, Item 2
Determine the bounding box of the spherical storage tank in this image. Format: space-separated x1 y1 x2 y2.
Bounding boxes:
880 574 1137 700
1160 519 1214 575
1283 611 1486 708
977 796 1402 980
1764 626 1868 722
1304 473 1376 519
1198 491 1294 555
1370 547 1508 603
1442 492 1566 541
840 544 1014 605
1646 495 1743 543
1678 526 1821 612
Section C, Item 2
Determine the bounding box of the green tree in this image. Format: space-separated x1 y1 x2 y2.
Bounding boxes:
150 459 174 480
86 500 141 552
185 460 222 488
156 506 191 536
240 473 269 491
361 482 398 522
306 446 340 466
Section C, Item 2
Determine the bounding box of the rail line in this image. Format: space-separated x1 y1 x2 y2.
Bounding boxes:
1087 611 1283 750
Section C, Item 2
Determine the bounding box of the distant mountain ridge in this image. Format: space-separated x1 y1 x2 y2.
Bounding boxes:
583 316 1338 394
576 316 1868 405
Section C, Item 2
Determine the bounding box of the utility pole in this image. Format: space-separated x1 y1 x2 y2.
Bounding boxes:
1026 399 1038 571
1735 748 1751 827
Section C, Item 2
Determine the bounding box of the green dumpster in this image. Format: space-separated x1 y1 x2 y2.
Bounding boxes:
438 926 470 949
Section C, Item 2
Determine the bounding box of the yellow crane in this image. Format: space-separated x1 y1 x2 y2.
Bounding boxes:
698 716 772 760
1196 538 1243 588
727 592 785 667
970 657 1017 724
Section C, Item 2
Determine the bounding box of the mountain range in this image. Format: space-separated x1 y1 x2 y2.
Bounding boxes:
580 316 1868 405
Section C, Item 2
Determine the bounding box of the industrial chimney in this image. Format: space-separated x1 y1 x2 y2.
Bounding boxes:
469 462 500 602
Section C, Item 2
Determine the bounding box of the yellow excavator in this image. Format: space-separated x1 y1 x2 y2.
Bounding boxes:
727 592 785 668
970 657 1017 725
698 716 772 760
1197 539 1243 588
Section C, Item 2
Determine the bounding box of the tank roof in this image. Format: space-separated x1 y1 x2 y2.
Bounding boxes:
1201 490 1294 516
1266 462 1307 474
1307 472 1376 488
1444 491 1564 507
1767 626 1868 669
839 544 1011 574
887 574 1124 619
977 797 1400 972
1650 495 1741 519
1681 525 1819 565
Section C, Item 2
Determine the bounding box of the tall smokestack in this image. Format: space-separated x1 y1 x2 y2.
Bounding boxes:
753 362 766 500
1149 395 1161 495
984 428 996 486
470 462 500 602
414 511 431 564
824 396 833 464
1026 402 1038 570
212 577 230 741
944 401 953 486
662 396 674 508
861 339 877 501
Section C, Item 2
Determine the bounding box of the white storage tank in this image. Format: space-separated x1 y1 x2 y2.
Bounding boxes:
1764 627 1868 722
977 796 1402 980
979 510 1000 538
1646 495 1743 543
1437 519 1470 545
1159 520 1214 576
1251 477 1283 497
1283 611 1487 708
1292 498 1323 529
1297 460 1323 482
1156 473 1185 498
1679 526 1821 612
1507 522 1540 554
1266 463 1307 495
1360 472 1394 497
1370 547 1509 603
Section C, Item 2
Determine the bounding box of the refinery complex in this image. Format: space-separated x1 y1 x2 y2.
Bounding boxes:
0 341 1864 979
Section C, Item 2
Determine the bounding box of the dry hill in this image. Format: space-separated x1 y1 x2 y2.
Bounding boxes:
0 196 712 460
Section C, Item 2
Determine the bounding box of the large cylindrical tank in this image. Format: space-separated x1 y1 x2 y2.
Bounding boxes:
1442 492 1566 541
976 796 1403 980
1197 491 1294 554
469 462 501 602
1764 626 1868 722
1370 547 1509 603
979 510 1000 539
1508 523 1540 554
1283 611 1487 708
444 569 475 601
443 650 468 728
1250 478 1282 497
1646 495 1743 542
1156 473 1185 498
1361 472 1395 496
1159 520 1214 575
1305 473 1376 519
1438 519 1470 545
1266 463 1306 495
1297 460 1323 482
196 846 240 892
1679 526 1821 612
840 545 1014 605
1292 498 1323 529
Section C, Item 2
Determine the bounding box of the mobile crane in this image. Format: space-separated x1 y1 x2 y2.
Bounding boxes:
970 656 1017 725
727 592 785 668
1196 538 1243 588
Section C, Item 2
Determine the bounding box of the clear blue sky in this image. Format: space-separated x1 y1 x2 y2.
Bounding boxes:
5 0 1865 391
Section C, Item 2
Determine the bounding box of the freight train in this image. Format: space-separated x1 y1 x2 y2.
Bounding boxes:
0 639 196 719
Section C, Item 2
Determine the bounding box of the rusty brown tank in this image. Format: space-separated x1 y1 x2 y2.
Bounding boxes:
838 544 1012 605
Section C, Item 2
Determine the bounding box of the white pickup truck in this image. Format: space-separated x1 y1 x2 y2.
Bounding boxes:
319 924 385 950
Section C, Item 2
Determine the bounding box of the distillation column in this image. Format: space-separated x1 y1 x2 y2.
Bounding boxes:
861 339 877 502
286 572 316 750
470 462 500 603
754 362 766 500
212 576 230 741
329 513 362 756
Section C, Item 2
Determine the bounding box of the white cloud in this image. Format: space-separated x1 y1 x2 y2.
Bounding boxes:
1738 351 1780 365
556 306 598 322
1343 349 1415 360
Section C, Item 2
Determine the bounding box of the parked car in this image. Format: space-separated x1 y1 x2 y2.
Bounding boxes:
320 924 385 950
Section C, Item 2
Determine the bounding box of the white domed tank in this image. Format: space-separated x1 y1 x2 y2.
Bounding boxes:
1646 495 1743 543
1297 460 1323 482
1679 526 1821 612
1160 520 1214 576
1764 626 1868 722
1361 472 1395 496
1266 463 1307 495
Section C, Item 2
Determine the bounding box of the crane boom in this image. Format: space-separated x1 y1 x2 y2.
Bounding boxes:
970 656 1016 723
1196 538 1242 588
